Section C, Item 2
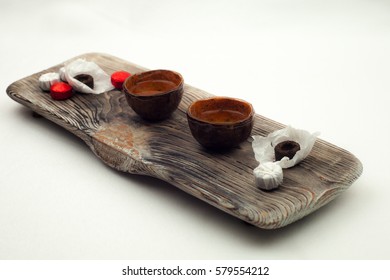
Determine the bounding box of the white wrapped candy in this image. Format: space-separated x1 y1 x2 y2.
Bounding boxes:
253 161 283 190
63 58 114 94
252 126 319 190
38 72 61 91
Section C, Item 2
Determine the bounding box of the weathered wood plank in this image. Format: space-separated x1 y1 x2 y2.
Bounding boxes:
6 53 363 229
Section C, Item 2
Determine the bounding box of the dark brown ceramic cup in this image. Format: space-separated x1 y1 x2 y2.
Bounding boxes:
187 97 254 150
123 69 184 121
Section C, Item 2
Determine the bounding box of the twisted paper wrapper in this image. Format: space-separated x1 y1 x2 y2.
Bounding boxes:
252 126 319 190
63 58 114 94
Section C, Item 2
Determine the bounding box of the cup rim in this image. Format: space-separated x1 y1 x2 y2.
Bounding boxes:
123 69 184 98
187 96 254 126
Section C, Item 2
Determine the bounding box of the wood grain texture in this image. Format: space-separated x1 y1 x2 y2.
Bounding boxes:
6 53 363 229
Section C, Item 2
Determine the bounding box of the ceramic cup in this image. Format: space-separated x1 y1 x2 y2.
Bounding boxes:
187 97 254 149
123 69 184 121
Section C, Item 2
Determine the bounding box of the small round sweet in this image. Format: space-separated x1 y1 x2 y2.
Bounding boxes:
50 82 73 100
111 71 131 89
74 74 94 89
39 72 61 92
274 140 301 161
253 162 283 190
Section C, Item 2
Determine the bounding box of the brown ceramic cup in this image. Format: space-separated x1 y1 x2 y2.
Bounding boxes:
187 97 254 150
123 69 184 121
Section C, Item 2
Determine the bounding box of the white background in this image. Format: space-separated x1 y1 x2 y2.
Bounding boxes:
0 0 389 259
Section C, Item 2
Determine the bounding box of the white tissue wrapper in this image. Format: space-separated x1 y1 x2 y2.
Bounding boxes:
253 162 283 190
59 67 66 81
251 126 319 190
252 126 319 169
64 58 114 94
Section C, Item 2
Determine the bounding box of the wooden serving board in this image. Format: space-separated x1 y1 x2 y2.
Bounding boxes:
6 53 363 229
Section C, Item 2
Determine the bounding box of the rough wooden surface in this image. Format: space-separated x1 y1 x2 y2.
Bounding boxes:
6 53 363 229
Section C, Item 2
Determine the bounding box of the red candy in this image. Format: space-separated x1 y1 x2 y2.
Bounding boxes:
111 71 131 89
50 82 73 100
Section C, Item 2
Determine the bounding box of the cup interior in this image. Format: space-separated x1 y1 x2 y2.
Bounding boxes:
124 70 183 97
188 97 253 125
